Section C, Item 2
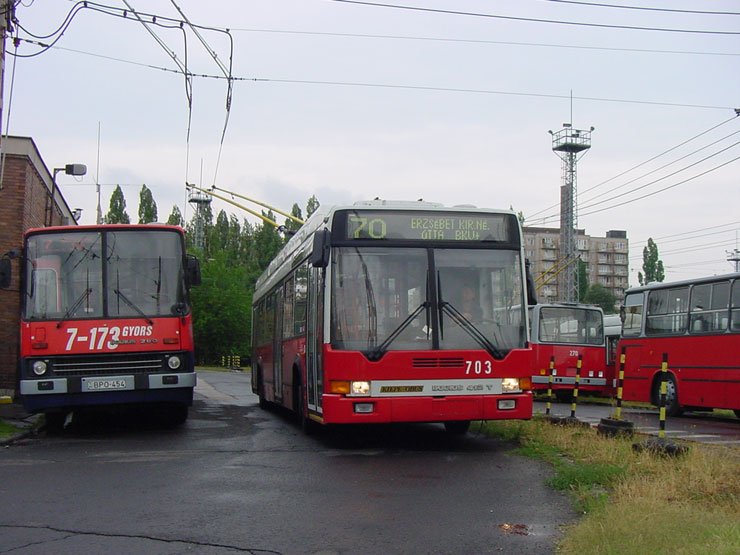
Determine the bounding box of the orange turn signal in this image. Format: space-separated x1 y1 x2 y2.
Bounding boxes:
330 380 351 394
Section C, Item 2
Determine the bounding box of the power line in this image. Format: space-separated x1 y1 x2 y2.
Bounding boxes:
228 28 740 58
526 115 740 219
630 221 740 247
629 229 740 258
577 154 740 218
13 38 736 114
329 0 740 35
577 138 740 212
540 0 740 16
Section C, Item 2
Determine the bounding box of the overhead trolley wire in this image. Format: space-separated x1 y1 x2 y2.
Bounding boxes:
329 0 740 35
540 0 740 16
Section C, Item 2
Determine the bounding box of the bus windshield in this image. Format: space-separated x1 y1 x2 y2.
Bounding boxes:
330 246 526 355
537 306 604 345
24 229 186 321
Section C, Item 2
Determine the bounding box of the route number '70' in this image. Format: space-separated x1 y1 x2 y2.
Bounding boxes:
465 360 492 375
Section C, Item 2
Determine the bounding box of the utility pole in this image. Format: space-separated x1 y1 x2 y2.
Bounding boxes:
0 0 13 140
727 248 740 272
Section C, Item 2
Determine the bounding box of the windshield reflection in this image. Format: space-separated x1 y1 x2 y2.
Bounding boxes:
331 246 526 356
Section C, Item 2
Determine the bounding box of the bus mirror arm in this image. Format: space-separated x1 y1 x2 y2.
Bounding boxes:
310 229 331 268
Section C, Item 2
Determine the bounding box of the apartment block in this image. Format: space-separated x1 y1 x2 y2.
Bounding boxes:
523 226 629 304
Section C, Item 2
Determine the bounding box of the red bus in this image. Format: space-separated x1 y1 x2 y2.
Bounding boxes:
529 303 616 400
251 200 535 434
0 224 201 430
619 272 740 417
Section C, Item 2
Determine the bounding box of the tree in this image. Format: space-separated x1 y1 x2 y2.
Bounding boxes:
638 238 665 285
138 184 158 223
104 185 131 224
306 195 320 218
583 284 617 314
167 205 184 227
284 203 303 235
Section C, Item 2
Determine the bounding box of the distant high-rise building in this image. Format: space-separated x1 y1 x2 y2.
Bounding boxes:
523 226 629 306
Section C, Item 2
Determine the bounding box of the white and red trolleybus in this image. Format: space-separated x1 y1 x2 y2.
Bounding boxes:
251 200 536 434
618 272 740 417
529 303 616 400
0 224 201 429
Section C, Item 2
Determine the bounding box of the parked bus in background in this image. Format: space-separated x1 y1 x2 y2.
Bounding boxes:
530 303 614 400
0 224 201 430
251 200 536 434
619 272 740 417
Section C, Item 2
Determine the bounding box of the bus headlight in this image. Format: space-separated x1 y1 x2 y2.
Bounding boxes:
501 378 521 393
167 355 182 370
351 381 370 396
32 360 48 376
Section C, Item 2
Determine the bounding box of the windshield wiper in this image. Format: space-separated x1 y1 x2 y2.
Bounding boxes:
114 289 154 325
56 288 92 328
367 301 429 361
440 301 505 360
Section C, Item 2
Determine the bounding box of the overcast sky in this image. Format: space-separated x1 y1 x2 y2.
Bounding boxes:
6 0 740 284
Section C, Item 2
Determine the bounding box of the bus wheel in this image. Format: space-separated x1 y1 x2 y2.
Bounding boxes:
444 421 470 435
294 373 315 435
653 375 683 417
165 405 188 427
734 410 740 419
554 390 572 403
44 412 67 434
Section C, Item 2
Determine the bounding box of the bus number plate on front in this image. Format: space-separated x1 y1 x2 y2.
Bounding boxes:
82 376 134 392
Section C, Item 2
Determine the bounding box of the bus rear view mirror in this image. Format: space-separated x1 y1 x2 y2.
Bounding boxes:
186 254 202 286
310 229 331 268
0 258 11 289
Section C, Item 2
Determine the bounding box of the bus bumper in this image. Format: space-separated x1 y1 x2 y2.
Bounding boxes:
318 392 533 424
19 372 196 412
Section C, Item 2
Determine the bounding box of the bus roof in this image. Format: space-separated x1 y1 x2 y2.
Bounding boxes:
623 272 740 295
25 223 186 236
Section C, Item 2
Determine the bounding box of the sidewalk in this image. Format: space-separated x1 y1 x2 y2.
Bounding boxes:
0 396 41 445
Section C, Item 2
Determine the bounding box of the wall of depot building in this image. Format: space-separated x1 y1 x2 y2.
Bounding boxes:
0 136 76 394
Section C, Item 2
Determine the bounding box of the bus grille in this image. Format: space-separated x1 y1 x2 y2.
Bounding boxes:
51 353 166 377
412 357 465 368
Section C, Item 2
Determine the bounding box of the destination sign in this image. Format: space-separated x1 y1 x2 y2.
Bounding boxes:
337 210 514 242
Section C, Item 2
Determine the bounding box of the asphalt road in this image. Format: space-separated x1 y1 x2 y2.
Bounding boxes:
0 370 576 555
534 398 740 446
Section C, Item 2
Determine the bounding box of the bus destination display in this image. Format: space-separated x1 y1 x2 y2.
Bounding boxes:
342 211 512 242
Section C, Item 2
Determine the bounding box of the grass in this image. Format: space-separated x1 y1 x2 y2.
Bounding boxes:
483 417 740 554
0 419 24 439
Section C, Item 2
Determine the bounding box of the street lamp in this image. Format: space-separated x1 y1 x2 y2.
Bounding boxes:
49 163 87 226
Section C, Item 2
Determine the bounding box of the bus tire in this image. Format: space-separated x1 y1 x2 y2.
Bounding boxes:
44 412 67 434
444 421 470 435
734 410 740 419
165 405 188 427
293 369 315 435
653 374 682 417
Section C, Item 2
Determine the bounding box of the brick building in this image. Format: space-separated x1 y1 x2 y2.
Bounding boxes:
0 136 77 394
523 226 629 305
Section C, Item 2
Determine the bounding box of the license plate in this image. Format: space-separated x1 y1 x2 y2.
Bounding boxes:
82 376 134 392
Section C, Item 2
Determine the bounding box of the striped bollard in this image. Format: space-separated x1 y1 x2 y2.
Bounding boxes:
545 355 555 417
569 354 582 419
598 346 634 437
632 352 687 456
